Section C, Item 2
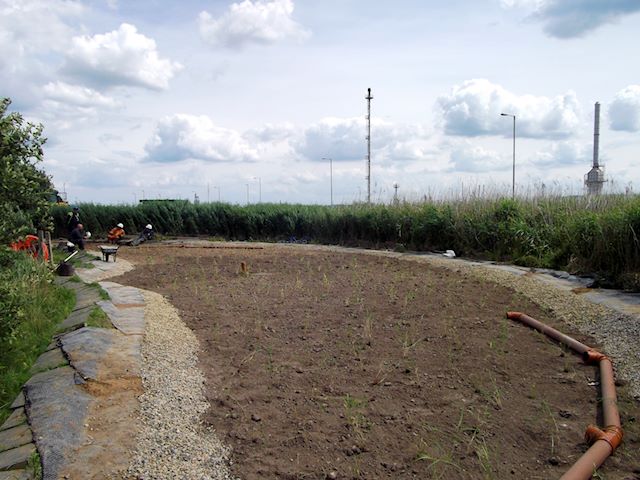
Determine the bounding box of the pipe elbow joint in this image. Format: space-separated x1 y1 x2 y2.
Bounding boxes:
585 424 624 453
583 349 609 364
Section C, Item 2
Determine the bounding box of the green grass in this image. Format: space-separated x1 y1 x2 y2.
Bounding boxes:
86 307 112 329
0 249 75 423
28 450 42 480
88 282 110 300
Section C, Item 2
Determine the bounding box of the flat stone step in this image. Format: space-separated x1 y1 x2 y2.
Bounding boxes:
0 443 35 471
98 283 143 306
97 301 145 335
0 469 32 479
29 349 67 375
72 290 102 312
9 394 24 410
24 367 91 480
56 306 93 334
60 327 141 381
0 410 26 433
0 425 32 453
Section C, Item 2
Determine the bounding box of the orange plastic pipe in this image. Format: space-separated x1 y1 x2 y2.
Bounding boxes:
506 312 623 480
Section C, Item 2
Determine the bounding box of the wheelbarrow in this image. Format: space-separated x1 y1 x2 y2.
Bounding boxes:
99 245 119 262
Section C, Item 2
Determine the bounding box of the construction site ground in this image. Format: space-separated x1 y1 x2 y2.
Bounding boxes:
107 241 640 480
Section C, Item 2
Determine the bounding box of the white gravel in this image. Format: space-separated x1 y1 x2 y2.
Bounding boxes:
126 290 236 480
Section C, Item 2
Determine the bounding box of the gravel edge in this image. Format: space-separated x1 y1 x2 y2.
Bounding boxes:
126 290 236 480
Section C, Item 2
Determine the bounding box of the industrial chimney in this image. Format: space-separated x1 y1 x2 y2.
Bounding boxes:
585 102 605 195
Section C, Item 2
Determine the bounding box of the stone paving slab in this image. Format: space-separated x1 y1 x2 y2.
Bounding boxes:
25 367 91 480
478 262 640 317
44 339 58 352
97 300 145 335
0 469 31 479
0 426 32 453
53 275 69 284
72 290 103 312
9 394 23 411
56 305 93 333
60 327 141 381
98 283 144 306
0 443 35 471
29 349 67 375
75 253 134 283
0 410 25 432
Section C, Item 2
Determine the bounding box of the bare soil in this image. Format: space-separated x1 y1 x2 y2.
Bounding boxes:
112 244 640 480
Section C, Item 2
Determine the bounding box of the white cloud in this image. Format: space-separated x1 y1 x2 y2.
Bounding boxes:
64 23 182 90
245 122 296 142
295 116 428 162
0 0 82 69
531 141 590 167
144 114 259 163
502 0 640 38
43 81 119 109
609 85 640 132
449 143 508 173
295 117 366 161
437 79 581 139
198 0 309 48
0 0 83 108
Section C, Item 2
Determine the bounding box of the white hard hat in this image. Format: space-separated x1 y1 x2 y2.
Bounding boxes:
117 223 124 228
146 224 152 229
85 231 91 238
67 241 75 248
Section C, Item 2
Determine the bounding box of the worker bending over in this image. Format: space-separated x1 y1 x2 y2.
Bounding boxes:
108 223 126 243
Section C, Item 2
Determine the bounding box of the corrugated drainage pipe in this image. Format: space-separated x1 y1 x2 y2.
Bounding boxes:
506 312 623 480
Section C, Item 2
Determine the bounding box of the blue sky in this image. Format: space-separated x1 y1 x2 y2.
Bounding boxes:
2 0 639 204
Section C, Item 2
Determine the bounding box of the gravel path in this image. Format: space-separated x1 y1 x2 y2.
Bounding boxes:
126 290 235 480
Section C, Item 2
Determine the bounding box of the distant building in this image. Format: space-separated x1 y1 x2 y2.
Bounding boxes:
585 102 606 195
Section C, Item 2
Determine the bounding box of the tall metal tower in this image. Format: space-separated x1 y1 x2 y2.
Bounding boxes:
585 102 606 195
365 88 373 203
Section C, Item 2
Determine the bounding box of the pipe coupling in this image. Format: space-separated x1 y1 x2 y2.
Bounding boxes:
583 349 609 364
584 424 624 453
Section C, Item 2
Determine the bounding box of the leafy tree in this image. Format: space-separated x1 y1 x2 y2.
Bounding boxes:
0 98 53 244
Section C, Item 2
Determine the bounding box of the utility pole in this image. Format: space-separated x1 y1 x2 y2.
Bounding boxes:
365 87 373 204
253 177 261 203
500 112 516 198
322 157 333 206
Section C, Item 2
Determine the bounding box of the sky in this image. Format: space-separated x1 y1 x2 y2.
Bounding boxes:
2 0 640 205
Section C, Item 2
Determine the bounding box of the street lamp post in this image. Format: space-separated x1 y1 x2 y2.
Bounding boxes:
253 177 262 203
246 184 249 205
322 157 333 206
501 113 516 198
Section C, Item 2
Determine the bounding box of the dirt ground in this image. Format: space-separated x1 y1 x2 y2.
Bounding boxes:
112 244 640 480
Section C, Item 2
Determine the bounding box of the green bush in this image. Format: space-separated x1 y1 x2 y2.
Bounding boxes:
0 98 53 244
